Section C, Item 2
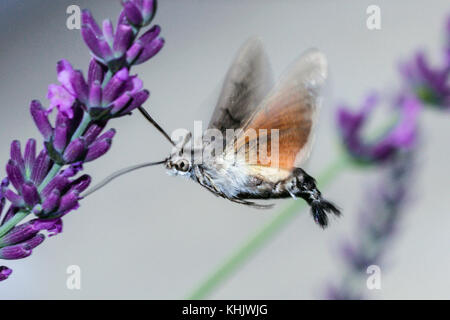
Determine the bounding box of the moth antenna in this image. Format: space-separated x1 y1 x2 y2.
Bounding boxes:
82 160 167 198
138 106 176 147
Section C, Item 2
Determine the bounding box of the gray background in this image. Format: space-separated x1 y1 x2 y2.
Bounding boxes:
0 0 449 299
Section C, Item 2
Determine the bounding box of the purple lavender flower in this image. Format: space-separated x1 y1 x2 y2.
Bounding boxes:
337 93 421 164
399 16 450 109
0 218 64 260
47 59 149 121
82 10 133 69
81 3 163 70
0 0 164 282
326 149 416 299
4 140 91 219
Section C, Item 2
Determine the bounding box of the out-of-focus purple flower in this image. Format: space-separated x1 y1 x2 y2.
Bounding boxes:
399 16 450 109
122 0 157 27
0 266 12 281
337 93 421 164
446 15 450 54
326 149 416 299
399 52 450 109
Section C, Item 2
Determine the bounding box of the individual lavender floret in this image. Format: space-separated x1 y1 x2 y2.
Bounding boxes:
399 52 450 109
125 25 164 66
336 93 421 165
121 0 157 27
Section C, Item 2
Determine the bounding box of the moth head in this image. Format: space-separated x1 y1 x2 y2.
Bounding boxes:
165 154 192 176
165 131 193 176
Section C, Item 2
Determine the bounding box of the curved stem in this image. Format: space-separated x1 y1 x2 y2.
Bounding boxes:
186 153 351 300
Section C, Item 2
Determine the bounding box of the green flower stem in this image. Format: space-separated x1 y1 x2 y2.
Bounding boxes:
37 112 92 194
102 70 113 89
70 112 91 143
0 210 29 238
37 163 62 193
186 153 351 300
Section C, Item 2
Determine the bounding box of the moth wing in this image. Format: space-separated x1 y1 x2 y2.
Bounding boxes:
231 48 327 172
207 37 274 134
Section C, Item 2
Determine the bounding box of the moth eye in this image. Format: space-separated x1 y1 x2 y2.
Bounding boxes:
176 159 190 172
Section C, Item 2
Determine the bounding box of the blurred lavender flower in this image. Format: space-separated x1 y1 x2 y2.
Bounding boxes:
399 52 450 109
0 0 164 281
330 90 422 299
326 149 417 299
399 16 450 109
337 93 421 165
325 14 450 300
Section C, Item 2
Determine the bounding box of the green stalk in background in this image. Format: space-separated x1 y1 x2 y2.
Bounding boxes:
187 152 351 300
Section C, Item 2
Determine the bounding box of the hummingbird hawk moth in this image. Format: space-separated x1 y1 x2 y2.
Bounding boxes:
87 38 340 228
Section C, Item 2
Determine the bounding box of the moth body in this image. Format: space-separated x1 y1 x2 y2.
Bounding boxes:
161 38 341 227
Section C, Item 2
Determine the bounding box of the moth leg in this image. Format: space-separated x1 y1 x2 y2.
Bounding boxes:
229 198 274 209
286 168 341 228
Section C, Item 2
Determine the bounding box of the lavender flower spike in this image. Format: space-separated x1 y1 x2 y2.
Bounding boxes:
327 149 417 299
337 93 421 165
0 0 163 282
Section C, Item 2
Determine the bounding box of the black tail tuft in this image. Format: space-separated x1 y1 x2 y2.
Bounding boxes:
310 199 341 228
286 168 341 228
